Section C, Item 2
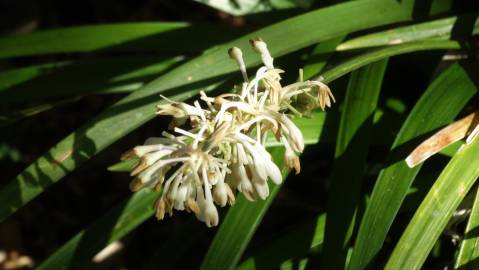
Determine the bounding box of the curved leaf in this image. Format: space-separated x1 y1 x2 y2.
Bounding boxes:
348 63 479 270
36 189 157 270
321 59 388 269
236 214 326 270
0 56 183 103
0 23 242 58
455 188 479 269
199 148 286 270
0 0 415 222
0 61 70 90
386 138 479 269
338 13 479 50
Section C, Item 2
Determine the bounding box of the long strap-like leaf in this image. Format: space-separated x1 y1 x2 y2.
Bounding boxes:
321 59 388 269
348 63 479 270
338 13 479 50
386 138 479 269
455 187 479 269
0 23 243 58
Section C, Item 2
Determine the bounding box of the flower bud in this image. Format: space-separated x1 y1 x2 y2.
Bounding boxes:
284 139 301 174
213 181 228 207
249 38 274 69
229 47 248 82
233 162 256 201
203 201 219 227
154 197 166 220
186 197 200 214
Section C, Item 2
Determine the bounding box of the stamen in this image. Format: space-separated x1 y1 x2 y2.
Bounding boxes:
174 127 203 140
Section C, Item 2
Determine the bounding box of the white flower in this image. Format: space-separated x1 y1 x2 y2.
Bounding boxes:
121 38 334 227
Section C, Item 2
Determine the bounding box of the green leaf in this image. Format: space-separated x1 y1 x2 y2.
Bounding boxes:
338 13 479 50
200 148 286 270
0 23 243 58
385 138 479 270
302 37 345 80
33 40 462 270
35 111 327 270
0 61 70 89
0 0 416 222
321 59 388 269
0 97 81 127
36 189 158 270
236 214 326 270
321 40 459 83
107 159 139 172
0 56 183 103
348 63 479 270
455 188 479 269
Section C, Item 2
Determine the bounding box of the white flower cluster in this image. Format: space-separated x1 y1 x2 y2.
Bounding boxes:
121 38 335 227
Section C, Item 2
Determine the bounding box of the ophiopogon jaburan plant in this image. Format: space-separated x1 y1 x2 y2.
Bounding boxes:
120 38 334 227
1 1 479 270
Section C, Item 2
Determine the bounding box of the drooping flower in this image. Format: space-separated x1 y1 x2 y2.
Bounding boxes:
121 38 335 227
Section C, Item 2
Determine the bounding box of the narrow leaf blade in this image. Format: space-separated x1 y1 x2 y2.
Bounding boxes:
386 138 479 269
321 59 388 269
348 63 478 270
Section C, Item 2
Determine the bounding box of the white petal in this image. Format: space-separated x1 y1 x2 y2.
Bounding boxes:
195 185 207 223
236 143 249 165
281 115 304 152
213 182 228 207
179 102 204 116
266 161 282 185
232 162 256 201
143 149 173 165
202 180 219 227
253 143 282 184
133 144 163 157
242 142 268 180
203 201 219 227
174 184 188 210
251 169 269 200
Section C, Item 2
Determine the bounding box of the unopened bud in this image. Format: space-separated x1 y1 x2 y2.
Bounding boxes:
228 47 248 82
249 38 274 69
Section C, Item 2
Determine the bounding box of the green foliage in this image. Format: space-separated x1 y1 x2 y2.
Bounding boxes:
456 188 479 269
349 63 478 270
321 59 388 269
2 1 479 269
387 137 479 269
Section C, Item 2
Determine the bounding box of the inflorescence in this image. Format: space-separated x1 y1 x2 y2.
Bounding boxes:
121 38 335 227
